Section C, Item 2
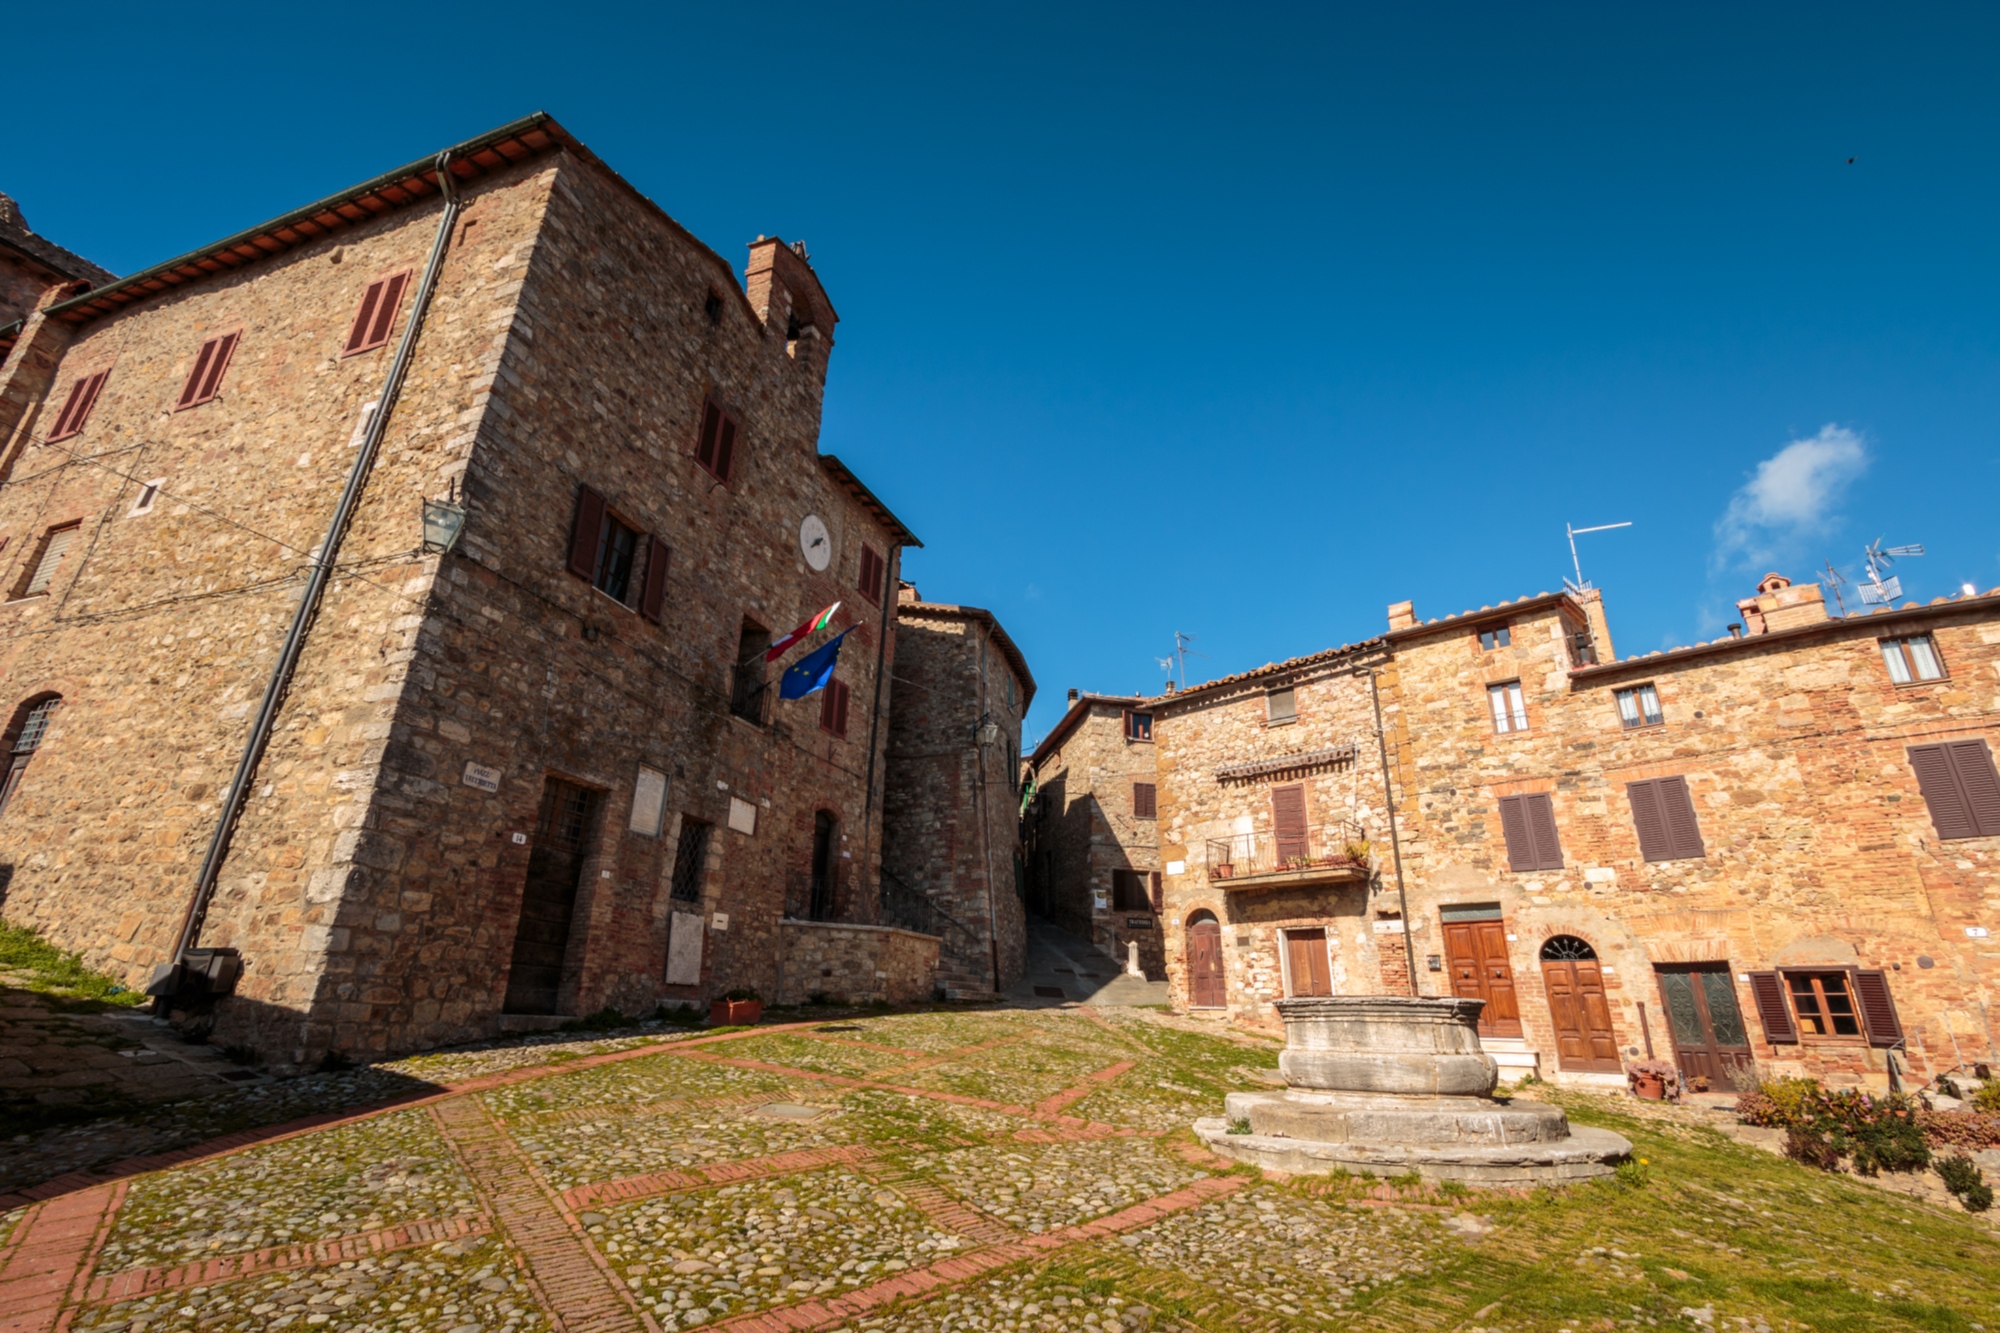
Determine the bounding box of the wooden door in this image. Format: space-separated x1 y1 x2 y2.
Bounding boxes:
1444 921 1522 1037
1272 784 1309 864
1285 928 1333 997
505 778 601 1014
1539 936 1619 1070
1656 964 1753 1088
1187 919 1226 1008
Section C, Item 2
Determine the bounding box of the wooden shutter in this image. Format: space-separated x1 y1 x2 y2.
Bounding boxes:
1954 740 2000 837
343 272 410 355
1658 776 1705 859
1272 784 1308 861
1628 779 1673 862
859 545 883 603
1525 793 1563 870
177 332 239 409
567 486 606 580
1908 743 1974 839
1133 782 1156 818
49 371 108 441
639 536 670 623
1497 795 1534 872
835 681 850 736
1150 871 1162 912
696 401 721 471
1747 971 1796 1044
821 680 849 737
1849 969 1904 1048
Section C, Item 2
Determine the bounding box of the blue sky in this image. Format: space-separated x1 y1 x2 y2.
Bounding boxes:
10 3 1997 745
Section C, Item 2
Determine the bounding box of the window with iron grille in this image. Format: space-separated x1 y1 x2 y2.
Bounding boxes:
1478 625 1510 651
1487 681 1527 733
12 523 80 600
0 696 59 817
48 370 109 442
670 817 712 902
694 398 739 483
1880 634 1945 684
342 272 411 356
1615 684 1663 729
175 332 240 410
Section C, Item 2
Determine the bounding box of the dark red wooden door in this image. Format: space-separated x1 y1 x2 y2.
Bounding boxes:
1187 920 1226 1008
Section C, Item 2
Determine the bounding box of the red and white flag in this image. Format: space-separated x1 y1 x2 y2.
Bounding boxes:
764 601 843 662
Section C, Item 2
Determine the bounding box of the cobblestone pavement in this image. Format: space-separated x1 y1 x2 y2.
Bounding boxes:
5 1006 1997 1333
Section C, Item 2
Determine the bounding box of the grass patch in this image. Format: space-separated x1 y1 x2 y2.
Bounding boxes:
0 919 144 1007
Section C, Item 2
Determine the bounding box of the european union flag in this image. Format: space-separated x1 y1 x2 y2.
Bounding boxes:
778 627 855 700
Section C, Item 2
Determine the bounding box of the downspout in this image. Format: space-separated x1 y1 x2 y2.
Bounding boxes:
973 622 1001 993
857 544 898 921
167 153 465 980
1368 666 1421 996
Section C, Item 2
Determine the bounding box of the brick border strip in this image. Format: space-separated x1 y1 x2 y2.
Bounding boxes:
1034 1060 1136 1117
0 1181 125 1333
562 1145 880 1212
508 1091 772 1127
709 1175 1245 1332
84 1213 490 1305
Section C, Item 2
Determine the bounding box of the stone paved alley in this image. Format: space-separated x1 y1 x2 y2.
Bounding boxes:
2 1007 1996 1333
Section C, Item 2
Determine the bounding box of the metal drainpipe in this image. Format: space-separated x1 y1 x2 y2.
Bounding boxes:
1368 666 1421 996
168 153 465 978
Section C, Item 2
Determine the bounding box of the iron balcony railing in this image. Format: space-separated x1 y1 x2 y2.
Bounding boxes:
1205 822 1371 886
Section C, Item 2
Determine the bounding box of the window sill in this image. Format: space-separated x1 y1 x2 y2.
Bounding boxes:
1264 718 1296 729
1618 723 1667 735
1890 677 1949 688
3 595 49 607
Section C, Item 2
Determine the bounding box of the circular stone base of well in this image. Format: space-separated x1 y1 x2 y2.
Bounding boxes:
1192 1117 1631 1186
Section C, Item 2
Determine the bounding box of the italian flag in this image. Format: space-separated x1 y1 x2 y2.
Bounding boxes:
764 601 843 662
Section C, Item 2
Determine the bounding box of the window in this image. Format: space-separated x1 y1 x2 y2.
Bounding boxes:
13 523 80 600
1907 740 2000 840
1496 792 1563 871
1005 674 1014 710
819 678 851 738
1112 869 1151 911
1124 710 1153 742
703 292 723 324
565 486 668 621
47 370 109 442
0 696 59 817
1615 684 1663 729
129 479 164 516
1881 634 1945 684
1478 625 1511 651
858 544 885 604
1133 782 1156 819
1487 681 1527 733
669 817 712 902
1750 967 1903 1047
1787 972 1862 1038
1626 775 1705 861
694 397 739 483
342 272 411 356
1266 686 1296 725
175 332 240 410
731 620 770 724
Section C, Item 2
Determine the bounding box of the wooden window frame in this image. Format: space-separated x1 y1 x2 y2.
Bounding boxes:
341 270 413 357
565 485 669 623
1880 634 1946 686
1783 969 1865 1043
1124 710 1153 743
1132 781 1157 819
47 369 110 443
1614 683 1664 730
1477 624 1511 652
1487 680 1528 734
174 330 242 411
819 678 851 739
693 395 740 485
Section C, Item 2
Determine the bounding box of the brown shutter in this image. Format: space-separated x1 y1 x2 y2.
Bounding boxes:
178 339 219 407
51 377 91 438
196 332 238 402
639 536 670 622
834 681 850 737
1850 969 1904 1048
567 486 605 580
1150 871 1162 912
696 401 721 470
1133 782 1156 818
820 681 837 730
345 279 385 354
715 414 737 481
1747 971 1797 1044
367 272 409 348
1659 775 1705 859
1525 792 1563 871
1497 795 1534 872
1628 779 1672 862
1908 743 1975 839
1948 740 2000 837
1272 784 1308 861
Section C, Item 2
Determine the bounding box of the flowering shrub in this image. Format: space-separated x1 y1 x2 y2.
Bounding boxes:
1737 1080 1929 1174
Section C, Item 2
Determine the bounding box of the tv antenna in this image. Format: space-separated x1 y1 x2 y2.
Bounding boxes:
1564 521 1632 594
1858 537 1924 606
1168 630 1208 690
1820 560 1853 617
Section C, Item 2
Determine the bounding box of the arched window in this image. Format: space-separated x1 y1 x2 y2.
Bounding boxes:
1187 908 1218 927
1540 934 1597 961
0 695 60 817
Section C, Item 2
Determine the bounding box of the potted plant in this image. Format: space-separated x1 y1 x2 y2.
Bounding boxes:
1625 1058 1678 1101
1213 863 1234 880
711 988 762 1026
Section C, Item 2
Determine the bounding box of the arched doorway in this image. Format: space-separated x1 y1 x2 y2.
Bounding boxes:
1539 935 1620 1071
1185 910 1225 1009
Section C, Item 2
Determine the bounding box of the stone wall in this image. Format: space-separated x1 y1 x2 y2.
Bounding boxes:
771 920 939 1005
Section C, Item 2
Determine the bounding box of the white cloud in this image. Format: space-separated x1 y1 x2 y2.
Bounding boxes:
1711 425 1867 572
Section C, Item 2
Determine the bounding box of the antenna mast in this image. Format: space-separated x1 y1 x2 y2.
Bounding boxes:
1171 631 1208 690
1565 521 1633 593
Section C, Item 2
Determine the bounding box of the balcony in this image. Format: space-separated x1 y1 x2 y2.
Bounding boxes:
1204 824 1371 892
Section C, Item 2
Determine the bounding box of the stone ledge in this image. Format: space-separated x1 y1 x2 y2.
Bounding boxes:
1192 1116 1630 1185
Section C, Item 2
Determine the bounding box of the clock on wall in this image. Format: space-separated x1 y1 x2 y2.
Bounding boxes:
798 513 831 571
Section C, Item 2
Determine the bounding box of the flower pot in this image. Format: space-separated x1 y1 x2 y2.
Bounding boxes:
1632 1073 1666 1101
1214 865 1234 880
712 999 762 1026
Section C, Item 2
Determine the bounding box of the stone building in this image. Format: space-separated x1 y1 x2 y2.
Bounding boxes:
0 193 114 328
1149 577 2000 1092
1022 689 1167 977
0 114 927 1067
880 582 1035 997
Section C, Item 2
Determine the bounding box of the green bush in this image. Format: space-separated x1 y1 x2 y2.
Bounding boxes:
1741 1078 1929 1174
1936 1154 1993 1211
1972 1081 2000 1114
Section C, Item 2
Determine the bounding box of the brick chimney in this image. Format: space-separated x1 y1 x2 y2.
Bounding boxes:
1576 587 1616 663
896 579 920 604
1386 600 1417 632
745 237 837 381
1736 573 1827 635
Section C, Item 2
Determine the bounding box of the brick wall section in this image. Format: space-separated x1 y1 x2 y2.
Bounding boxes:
0 128 913 1067
1023 695 1164 977
771 920 939 1005
881 600 1030 995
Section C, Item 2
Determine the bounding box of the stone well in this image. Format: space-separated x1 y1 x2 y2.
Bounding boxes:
1194 996 1630 1185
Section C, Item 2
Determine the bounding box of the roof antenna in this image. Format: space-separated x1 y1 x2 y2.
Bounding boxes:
1564 521 1632 594
1820 560 1853 617
1170 630 1208 690
1858 537 1924 606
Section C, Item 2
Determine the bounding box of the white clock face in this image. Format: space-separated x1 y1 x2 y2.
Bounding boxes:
799 513 831 571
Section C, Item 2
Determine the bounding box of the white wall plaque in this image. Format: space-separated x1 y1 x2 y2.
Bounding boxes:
728 797 757 835
630 765 667 836
1968 926 1991 938
711 912 730 933
511 831 527 845
666 911 703 985
1373 918 1407 933
462 761 502 792
1166 860 1186 876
